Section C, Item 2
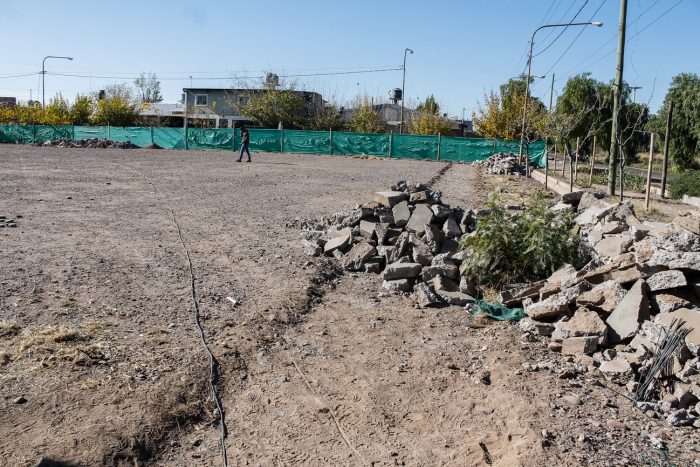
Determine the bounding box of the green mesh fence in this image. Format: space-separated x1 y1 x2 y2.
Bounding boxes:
0 124 546 167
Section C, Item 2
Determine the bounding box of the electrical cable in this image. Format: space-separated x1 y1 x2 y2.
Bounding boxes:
532 0 589 58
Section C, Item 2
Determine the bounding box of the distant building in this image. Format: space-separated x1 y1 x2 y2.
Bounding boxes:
341 103 473 136
0 97 17 107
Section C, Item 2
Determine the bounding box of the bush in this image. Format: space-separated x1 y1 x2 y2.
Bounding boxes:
668 170 700 199
459 190 579 288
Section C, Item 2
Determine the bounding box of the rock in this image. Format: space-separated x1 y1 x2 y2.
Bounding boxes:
439 238 460 257
577 191 607 211
611 265 643 285
631 224 654 241
433 276 475 306
594 235 633 258
651 293 692 314
405 205 435 235
551 202 574 213
374 191 407 208
656 308 700 346
382 262 422 281
14 396 27 404
301 239 322 257
343 242 376 271
442 217 461 239
459 276 477 296
548 341 562 352
561 337 598 355
576 280 626 313
500 280 546 307
364 259 383 274
413 282 442 307
667 252 700 272
576 205 612 226
547 264 577 287
647 270 687 292
606 279 650 344
561 190 585 205
389 232 410 263
667 409 696 427
526 283 590 320
359 220 376 238
672 212 700 235
557 309 608 344
323 229 352 255
410 236 434 266
519 317 555 336
602 221 627 234
409 191 429 203
599 358 633 384
382 279 411 293
423 223 444 253
421 264 459 281
392 201 411 227
430 204 450 219
647 223 700 252
374 223 391 245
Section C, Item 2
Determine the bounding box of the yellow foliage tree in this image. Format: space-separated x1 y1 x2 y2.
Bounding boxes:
408 112 453 135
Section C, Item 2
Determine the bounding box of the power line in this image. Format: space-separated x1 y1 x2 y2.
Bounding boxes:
532 0 589 58
0 72 41 80
512 0 563 74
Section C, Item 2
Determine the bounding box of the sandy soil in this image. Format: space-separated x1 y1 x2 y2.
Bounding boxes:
1 147 697 466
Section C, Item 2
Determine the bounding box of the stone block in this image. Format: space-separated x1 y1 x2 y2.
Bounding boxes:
413 282 442 307
405 204 435 235
343 241 376 272
606 279 650 344
392 201 411 227
374 191 408 208
382 262 422 281
323 228 352 255
576 280 626 313
382 279 411 293
647 270 687 292
561 336 598 356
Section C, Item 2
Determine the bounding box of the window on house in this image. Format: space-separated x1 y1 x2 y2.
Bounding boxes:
195 94 208 106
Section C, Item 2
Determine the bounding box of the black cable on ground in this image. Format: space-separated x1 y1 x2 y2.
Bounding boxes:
116 163 229 466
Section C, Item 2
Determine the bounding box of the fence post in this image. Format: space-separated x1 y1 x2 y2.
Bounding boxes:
644 133 656 210
33 124 36 144
184 126 188 150
436 133 441 161
329 129 333 155
72 125 75 141
232 127 236 152
388 131 393 158
150 126 154 146
280 128 284 153
544 143 548 190
107 124 111 141
588 135 597 187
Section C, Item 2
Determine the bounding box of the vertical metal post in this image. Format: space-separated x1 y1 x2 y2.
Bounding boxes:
150 125 154 146
436 133 441 161
389 131 393 158
33 124 36 144
589 135 597 187
644 133 655 210
280 127 284 153
107 124 111 141
72 125 75 142
329 129 333 155
660 101 673 198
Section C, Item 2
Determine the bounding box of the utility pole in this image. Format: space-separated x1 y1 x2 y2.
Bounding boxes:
660 100 673 198
549 73 555 110
400 48 413 134
607 0 628 196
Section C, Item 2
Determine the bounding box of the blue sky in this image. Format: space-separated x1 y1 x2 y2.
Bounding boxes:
0 0 697 116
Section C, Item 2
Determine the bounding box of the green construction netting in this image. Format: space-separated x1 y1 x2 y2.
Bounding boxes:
468 299 525 321
0 124 547 167
284 129 330 154
392 134 438 160
331 131 389 156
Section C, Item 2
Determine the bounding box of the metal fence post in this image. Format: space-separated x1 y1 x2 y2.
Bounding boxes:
150 126 154 146
329 129 333 155
388 131 393 158
107 124 111 141
492 139 496 156
280 128 284 153
33 124 36 144
184 126 188 150
436 133 441 161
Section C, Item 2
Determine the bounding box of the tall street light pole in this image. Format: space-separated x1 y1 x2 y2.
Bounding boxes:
42 55 73 110
518 22 603 166
400 48 413 134
630 86 642 103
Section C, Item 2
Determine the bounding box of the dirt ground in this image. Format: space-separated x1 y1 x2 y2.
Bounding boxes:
1 146 698 466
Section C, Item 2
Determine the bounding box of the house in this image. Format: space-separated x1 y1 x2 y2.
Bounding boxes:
341 103 473 136
180 88 325 128
0 97 17 107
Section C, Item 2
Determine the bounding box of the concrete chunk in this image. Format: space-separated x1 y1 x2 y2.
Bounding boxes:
382 262 422 280
391 201 411 227
576 280 626 313
359 220 376 238
382 279 411 293
647 270 687 292
413 282 442 307
561 336 598 356
343 242 376 271
526 283 589 320
442 217 461 239
656 308 700 346
405 204 435 235
323 228 352 255
557 309 608 343
606 279 650 344
374 191 407 208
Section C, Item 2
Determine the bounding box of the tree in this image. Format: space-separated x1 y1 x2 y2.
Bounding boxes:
647 73 700 170
133 72 163 103
41 94 72 125
307 104 344 131
240 88 308 129
349 103 385 133
408 112 453 135
416 94 440 114
473 77 546 140
70 94 94 125
91 97 139 127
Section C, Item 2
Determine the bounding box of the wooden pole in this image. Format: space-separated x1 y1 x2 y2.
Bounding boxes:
588 135 597 187
561 143 567 177
660 101 673 199
644 133 656 210
544 142 549 190
573 136 580 187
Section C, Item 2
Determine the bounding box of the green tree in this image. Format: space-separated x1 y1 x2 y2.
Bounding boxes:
70 94 94 125
647 73 700 170
349 103 385 133
240 88 308 128
408 112 452 135
41 94 72 125
91 97 140 127
307 104 344 131
416 94 440 114
473 77 546 140
133 72 163 103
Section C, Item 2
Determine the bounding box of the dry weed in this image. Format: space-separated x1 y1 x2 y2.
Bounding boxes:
0 320 20 338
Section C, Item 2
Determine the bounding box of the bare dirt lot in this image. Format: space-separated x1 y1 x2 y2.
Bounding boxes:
1 147 698 466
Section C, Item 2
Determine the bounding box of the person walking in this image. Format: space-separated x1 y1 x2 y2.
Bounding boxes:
237 124 251 162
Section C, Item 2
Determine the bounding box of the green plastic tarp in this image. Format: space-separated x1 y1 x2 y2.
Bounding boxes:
331 131 389 156
468 299 525 321
392 134 438 160
187 128 235 150
74 126 108 140
153 128 185 149
440 137 496 163
283 129 330 154
249 129 281 152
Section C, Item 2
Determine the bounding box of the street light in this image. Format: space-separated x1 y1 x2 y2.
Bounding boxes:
518 21 603 168
630 86 642 103
400 47 413 134
42 55 73 110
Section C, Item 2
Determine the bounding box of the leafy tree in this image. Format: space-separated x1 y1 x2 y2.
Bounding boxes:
408 112 452 135
473 77 546 140
40 94 72 125
307 104 344 131
349 103 385 133
133 72 163 103
104 82 135 102
10 103 43 125
91 97 140 127
647 73 700 170
416 94 440 114
240 88 308 128
70 94 94 125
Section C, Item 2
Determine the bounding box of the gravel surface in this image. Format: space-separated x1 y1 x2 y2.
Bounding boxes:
1 146 697 466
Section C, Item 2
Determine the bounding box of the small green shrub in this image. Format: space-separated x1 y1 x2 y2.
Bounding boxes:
459 190 579 288
588 170 647 193
668 170 700 199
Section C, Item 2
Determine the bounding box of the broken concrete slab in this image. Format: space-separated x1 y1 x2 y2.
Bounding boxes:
672 212 700 235
576 280 626 313
424 223 444 253
576 204 613 226
500 280 546 307
611 265 644 285
442 217 461 239
606 279 650 344
374 191 408 208
382 279 411 293
656 308 700 346
599 358 633 384
343 241 376 272
392 201 411 227
561 336 598 356
374 223 390 245
430 204 451 219
301 239 322 257
651 293 692 314
594 235 633 258
413 282 442 307
459 276 477 296
405 204 435 235
561 190 586 205
359 220 376 238
323 228 352 255
409 191 429 203
433 276 475 306
647 270 688 292
382 262 422 281
519 317 555 336
526 282 590 321
557 309 608 344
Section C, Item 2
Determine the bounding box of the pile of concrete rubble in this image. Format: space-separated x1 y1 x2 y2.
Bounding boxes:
512 191 700 428
300 180 483 307
471 152 526 175
35 138 140 149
